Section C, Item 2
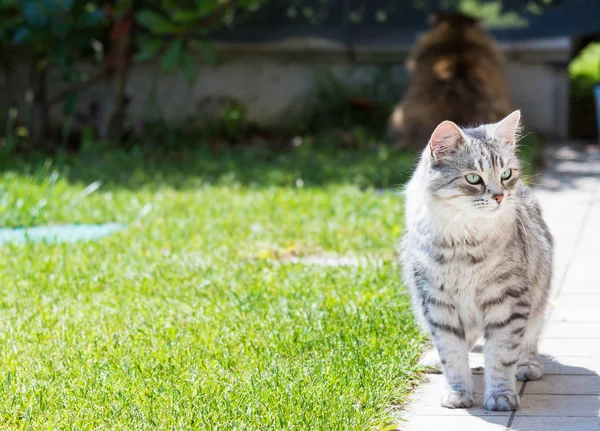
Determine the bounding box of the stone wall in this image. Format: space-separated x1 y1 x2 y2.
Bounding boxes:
0 37 571 139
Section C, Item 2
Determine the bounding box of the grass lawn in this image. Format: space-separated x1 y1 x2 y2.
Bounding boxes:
0 137 538 430
0 143 425 430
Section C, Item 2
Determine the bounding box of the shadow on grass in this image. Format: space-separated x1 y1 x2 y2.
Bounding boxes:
0 133 541 192
0 143 419 191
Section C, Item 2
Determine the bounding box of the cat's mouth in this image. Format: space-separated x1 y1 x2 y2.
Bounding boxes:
472 203 501 212
472 202 504 216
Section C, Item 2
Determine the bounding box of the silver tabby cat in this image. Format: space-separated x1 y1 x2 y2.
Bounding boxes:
400 110 553 411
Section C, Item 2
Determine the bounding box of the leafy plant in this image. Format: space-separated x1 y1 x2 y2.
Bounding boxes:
9 1 105 65
570 42 600 86
0 1 108 144
298 68 405 141
133 1 264 85
569 42 600 139
219 103 248 139
0 1 266 146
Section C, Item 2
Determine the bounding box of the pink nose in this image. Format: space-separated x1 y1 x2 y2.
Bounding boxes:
492 194 504 204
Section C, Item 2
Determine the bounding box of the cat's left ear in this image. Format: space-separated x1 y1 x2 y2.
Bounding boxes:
492 110 522 145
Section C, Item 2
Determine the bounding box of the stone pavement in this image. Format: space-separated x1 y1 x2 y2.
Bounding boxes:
396 144 600 431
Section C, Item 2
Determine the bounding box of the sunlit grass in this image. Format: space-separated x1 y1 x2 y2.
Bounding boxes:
0 144 427 430
0 139 539 429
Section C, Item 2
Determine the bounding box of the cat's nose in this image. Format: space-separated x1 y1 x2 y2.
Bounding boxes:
492 193 504 204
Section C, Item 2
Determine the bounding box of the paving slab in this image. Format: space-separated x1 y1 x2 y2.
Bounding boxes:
525 375 600 395
539 339 600 357
510 417 600 431
395 415 508 431
538 356 600 375
517 394 600 417
549 295 600 322
543 322 600 339
560 262 600 294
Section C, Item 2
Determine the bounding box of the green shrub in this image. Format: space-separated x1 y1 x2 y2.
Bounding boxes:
569 42 600 139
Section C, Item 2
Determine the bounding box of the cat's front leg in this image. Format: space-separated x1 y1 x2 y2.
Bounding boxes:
516 307 545 381
482 307 527 411
426 314 473 408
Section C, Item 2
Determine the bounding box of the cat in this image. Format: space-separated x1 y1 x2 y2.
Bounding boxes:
399 110 553 411
389 12 513 150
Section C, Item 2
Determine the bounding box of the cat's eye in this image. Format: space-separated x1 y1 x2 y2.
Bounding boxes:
501 169 512 180
465 174 482 185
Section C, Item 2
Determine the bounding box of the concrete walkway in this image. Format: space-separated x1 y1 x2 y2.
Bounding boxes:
396 144 600 431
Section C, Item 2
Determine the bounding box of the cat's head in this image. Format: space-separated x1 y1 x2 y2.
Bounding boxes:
427 11 480 29
412 11 502 84
423 110 523 217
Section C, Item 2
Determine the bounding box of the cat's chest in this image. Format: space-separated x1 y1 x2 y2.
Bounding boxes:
431 246 506 323
433 262 486 292
431 245 502 289
452 287 484 325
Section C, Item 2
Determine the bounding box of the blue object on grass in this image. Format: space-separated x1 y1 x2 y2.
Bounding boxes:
0 223 126 245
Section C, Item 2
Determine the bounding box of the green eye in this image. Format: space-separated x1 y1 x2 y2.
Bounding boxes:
466 174 482 185
501 169 512 180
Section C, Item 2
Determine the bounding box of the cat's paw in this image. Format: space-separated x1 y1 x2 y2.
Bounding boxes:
516 361 543 381
484 391 520 411
441 390 474 409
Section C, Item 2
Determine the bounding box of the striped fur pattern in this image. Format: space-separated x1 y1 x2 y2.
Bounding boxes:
399 111 553 411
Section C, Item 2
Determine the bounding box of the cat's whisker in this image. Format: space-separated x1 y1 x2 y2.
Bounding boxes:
463 222 474 255
425 202 458 229
514 211 530 245
434 211 465 254
521 173 542 179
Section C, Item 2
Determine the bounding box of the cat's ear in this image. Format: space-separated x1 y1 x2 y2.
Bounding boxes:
492 110 522 145
429 121 466 160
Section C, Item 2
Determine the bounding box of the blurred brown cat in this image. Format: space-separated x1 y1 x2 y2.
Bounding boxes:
389 12 513 150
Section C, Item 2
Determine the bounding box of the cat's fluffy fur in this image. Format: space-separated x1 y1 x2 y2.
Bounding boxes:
399 111 553 411
389 12 512 150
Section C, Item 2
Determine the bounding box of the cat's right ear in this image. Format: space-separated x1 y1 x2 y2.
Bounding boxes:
429 121 465 160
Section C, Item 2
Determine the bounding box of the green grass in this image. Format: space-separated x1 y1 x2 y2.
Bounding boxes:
0 137 540 429
0 144 426 430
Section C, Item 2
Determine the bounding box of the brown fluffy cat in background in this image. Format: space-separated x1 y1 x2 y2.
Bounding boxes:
389 12 513 150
